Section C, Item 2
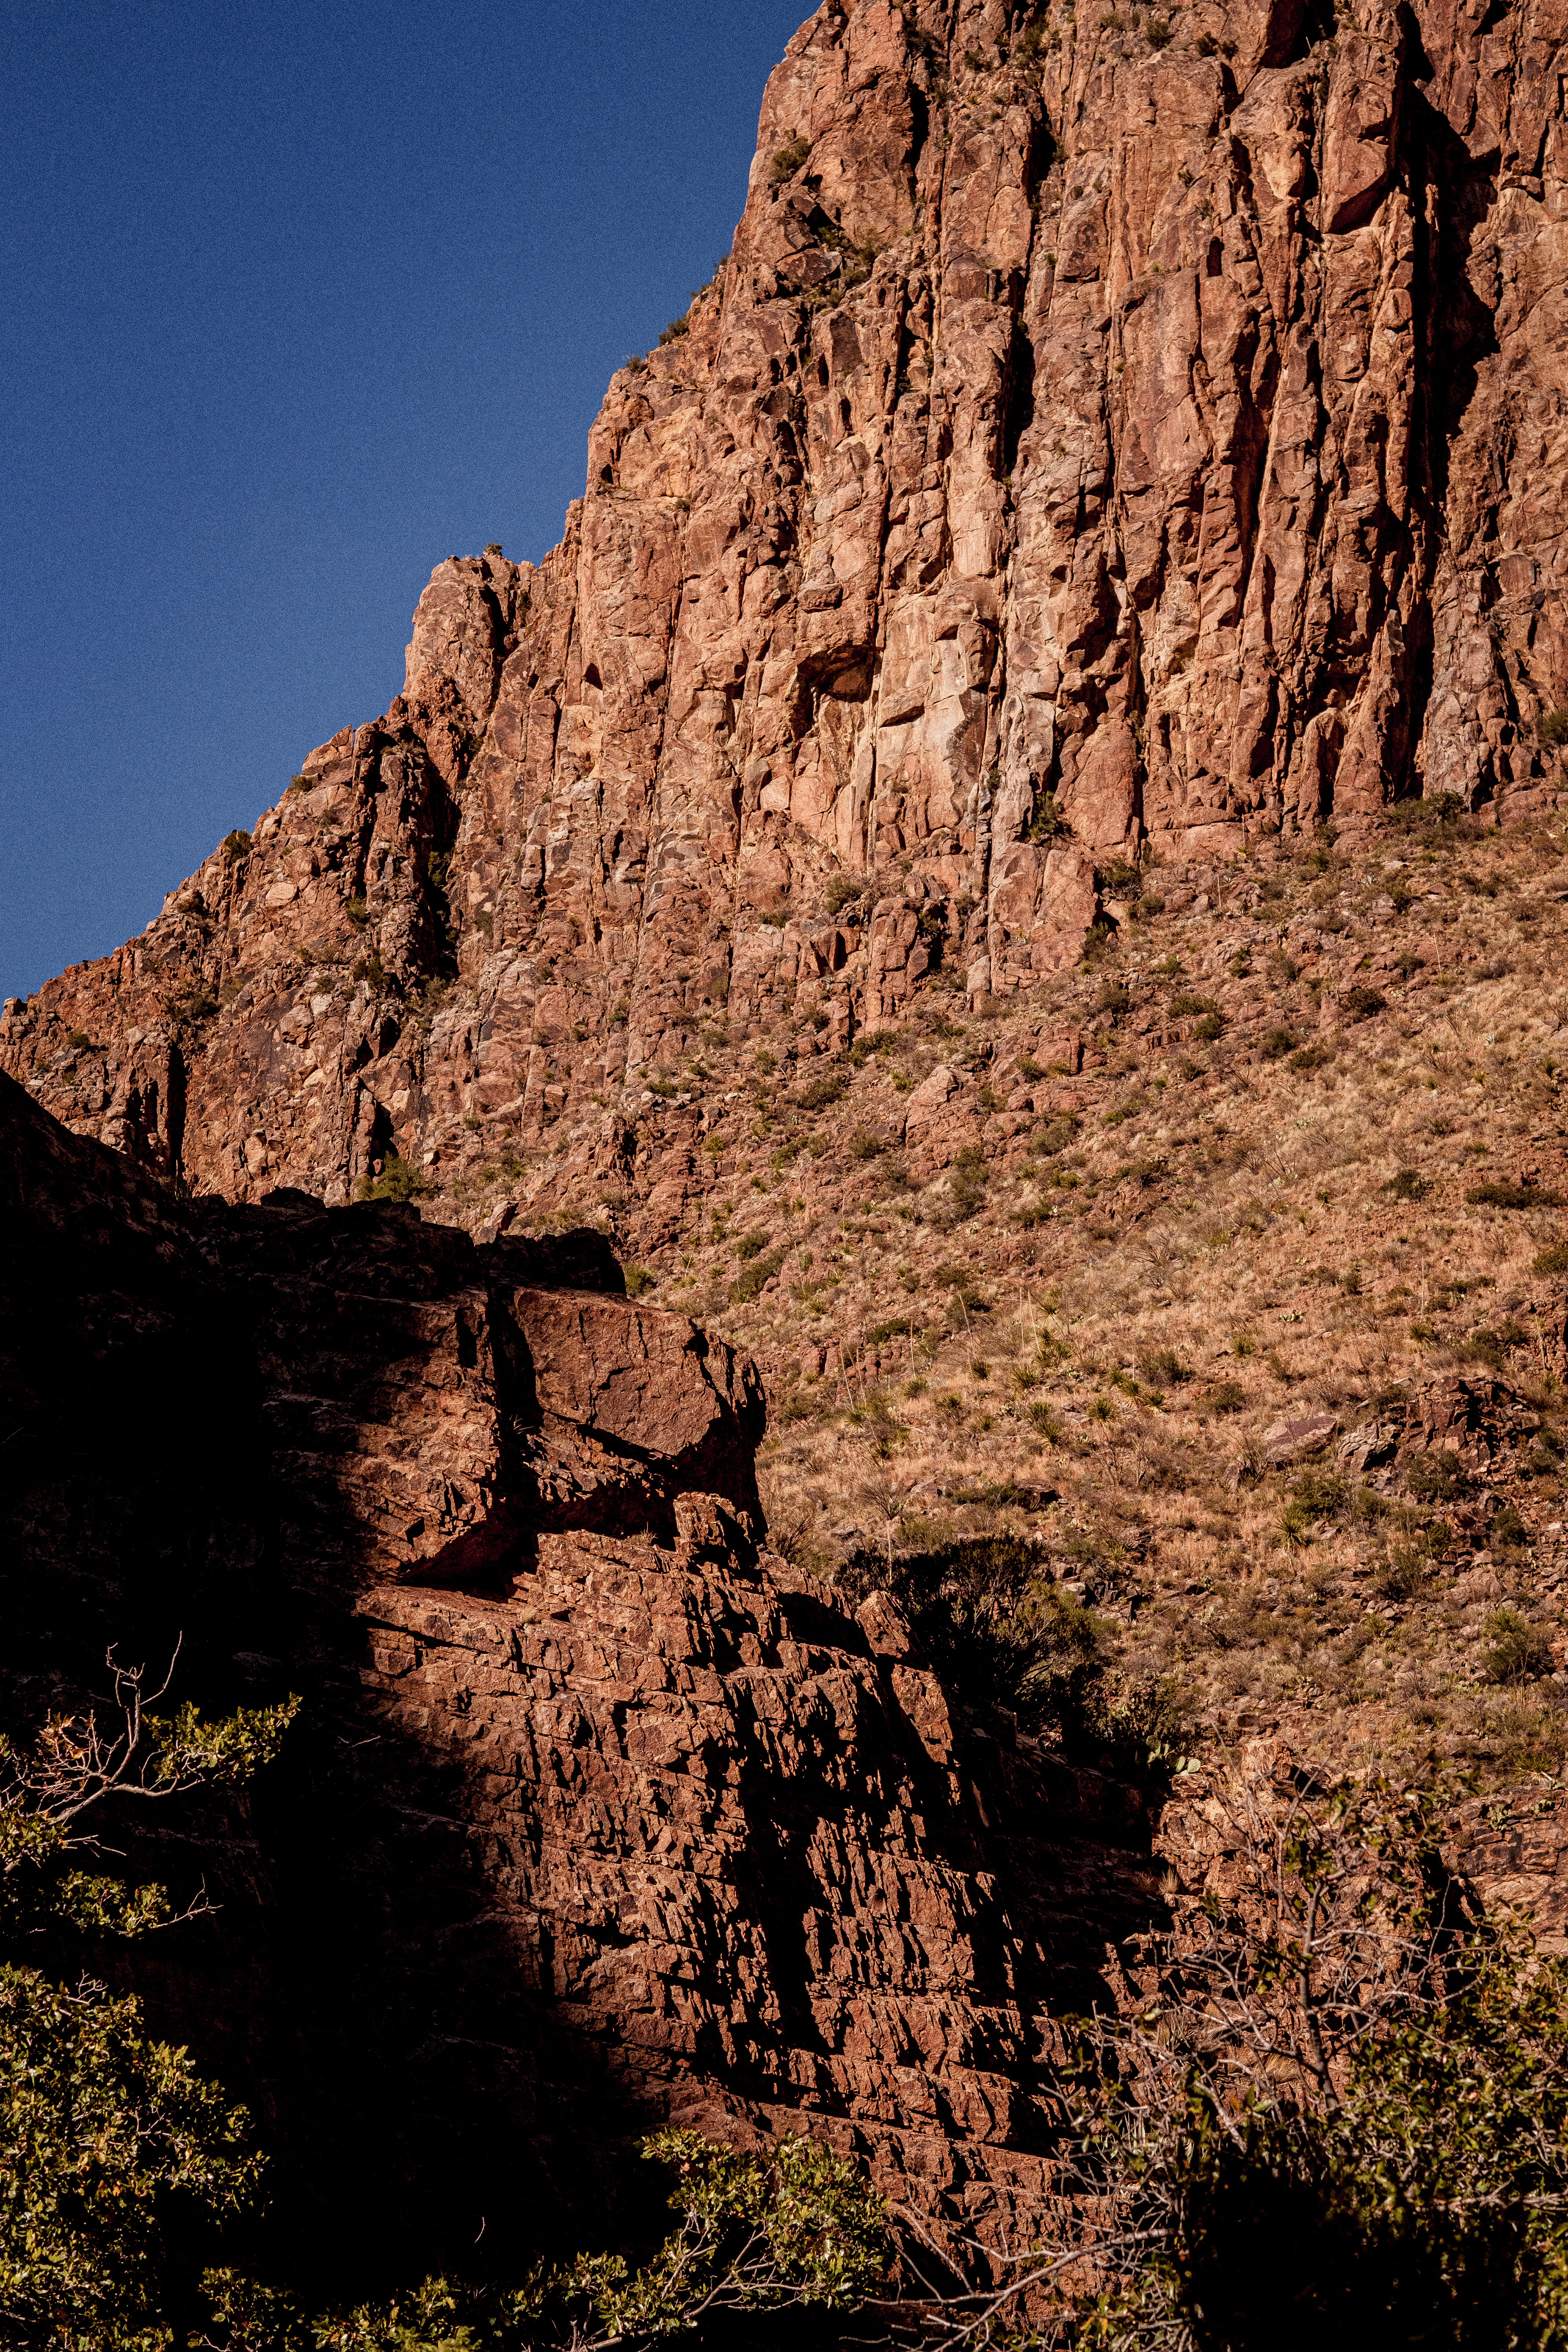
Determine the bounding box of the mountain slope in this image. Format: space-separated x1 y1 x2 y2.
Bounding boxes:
7 0 1568 1215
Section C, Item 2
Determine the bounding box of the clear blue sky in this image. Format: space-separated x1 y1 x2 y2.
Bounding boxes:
2 0 808 1003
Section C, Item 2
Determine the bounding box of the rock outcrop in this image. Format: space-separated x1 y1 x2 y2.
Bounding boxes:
0 1068 1161 2281
7 0 1568 1209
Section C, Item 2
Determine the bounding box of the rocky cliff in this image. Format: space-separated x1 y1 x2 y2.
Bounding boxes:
0 1067 1162 2283
6 0 1566 1208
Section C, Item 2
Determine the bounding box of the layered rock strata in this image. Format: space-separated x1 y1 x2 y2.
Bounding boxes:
0 1069 1160 2277
7 0 1568 1209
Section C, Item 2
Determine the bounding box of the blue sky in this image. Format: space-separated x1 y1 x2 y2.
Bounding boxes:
2 0 808 1002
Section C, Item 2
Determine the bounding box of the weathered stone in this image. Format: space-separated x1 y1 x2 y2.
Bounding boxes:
10 0 1565 1211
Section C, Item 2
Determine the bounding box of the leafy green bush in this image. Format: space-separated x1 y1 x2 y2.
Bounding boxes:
1138 1345 1192 1390
1534 1241 1568 1275
356 1157 426 1205
0 1663 296 2347
1381 1169 1430 1201
623 1264 655 1298
221 829 252 862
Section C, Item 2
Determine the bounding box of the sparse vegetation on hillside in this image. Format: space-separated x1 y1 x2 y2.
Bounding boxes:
439 806 1568 1796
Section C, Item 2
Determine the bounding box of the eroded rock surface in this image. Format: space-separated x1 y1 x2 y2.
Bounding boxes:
0 1069 1160 2274
7 0 1568 1209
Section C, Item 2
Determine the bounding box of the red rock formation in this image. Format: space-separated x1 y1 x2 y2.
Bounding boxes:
7 0 1566 1206
0 1068 1161 2280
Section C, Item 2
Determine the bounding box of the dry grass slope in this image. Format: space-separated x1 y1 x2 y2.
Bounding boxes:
428 802 1568 1791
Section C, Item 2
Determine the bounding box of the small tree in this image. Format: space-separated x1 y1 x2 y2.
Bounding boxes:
0 1650 298 2349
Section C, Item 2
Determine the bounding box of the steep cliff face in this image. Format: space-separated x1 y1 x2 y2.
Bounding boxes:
0 1068 1160 2274
6 0 1566 1206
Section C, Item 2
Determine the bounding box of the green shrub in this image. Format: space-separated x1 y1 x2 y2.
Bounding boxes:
1207 1380 1247 1414
356 1156 426 1205
1490 1501 1528 1549
1260 1027 1298 1060
1290 1042 1333 1072
848 1129 883 1160
796 1070 846 1112
822 873 867 916
1406 1449 1466 1503
1539 707 1568 746
220 829 251 862
623 1264 655 1298
733 1228 772 1261
1534 1241 1568 1274
1138 1345 1192 1389
1382 1169 1430 1201
1343 984 1387 1021
730 1247 786 1303
769 134 811 185
1483 1607 1553 1682
1467 1180 1563 1210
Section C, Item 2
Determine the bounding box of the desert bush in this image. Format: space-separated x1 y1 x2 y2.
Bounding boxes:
795 1071 846 1112
356 1156 426 1205
1042 1777 1568 2352
1534 1241 1568 1275
1139 1345 1192 1389
220 829 251 862
1467 1180 1563 1210
769 134 811 184
1406 1450 1466 1503
1483 1607 1553 1683
1381 1169 1430 1201
822 873 867 916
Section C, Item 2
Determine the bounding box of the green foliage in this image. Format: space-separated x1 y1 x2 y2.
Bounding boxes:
622 1265 655 1299
1406 1448 1467 1503
356 1158 426 1206
1062 1780 1568 2352
1343 983 1388 1021
201 2131 884 2352
1027 789 1063 842
221 830 252 863
1535 1241 1568 1276
0 1662 296 2348
1468 1181 1564 1210
1483 1607 1553 1683
822 873 867 917
1539 708 1568 746
768 135 811 185
729 1247 787 1303
1138 1345 1192 1390
795 1070 846 1112
0 1968 263 2349
1382 1169 1430 1201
